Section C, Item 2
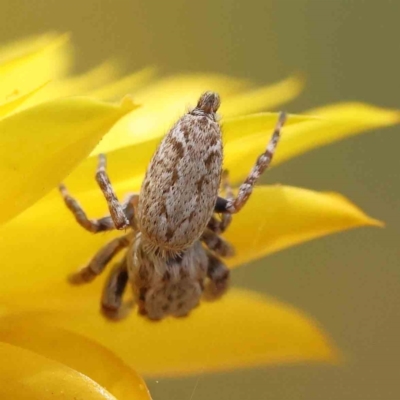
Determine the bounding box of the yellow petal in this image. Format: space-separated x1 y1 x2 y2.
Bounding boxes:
0 96 137 225
274 102 400 167
0 81 49 118
224 185 382 268
88 66 158 100
91 73 252 155
0 187 122 292
224 103 400 183
91 74 303 156
134 73 251 102
0 33 72 100
0 315 151 400
221 73 305 117
25 64 155 108
0 33 63 63
223 111 317 142
0 290 339 377
0 341 117 399
23 61 122 107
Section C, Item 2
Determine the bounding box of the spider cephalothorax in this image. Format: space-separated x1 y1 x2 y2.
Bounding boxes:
60 92 286 320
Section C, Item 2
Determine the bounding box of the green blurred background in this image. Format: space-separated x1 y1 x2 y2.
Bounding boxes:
1 0 399 399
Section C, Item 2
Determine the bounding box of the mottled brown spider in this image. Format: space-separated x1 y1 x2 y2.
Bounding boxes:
60 92 287 320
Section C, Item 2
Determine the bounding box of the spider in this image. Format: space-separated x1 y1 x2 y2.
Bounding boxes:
59 92 286 320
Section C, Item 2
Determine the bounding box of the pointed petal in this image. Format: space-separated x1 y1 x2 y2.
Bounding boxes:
223 185 382 268
0 315 151 400
88 67 158 100
0 81 49 117
134 73 251 102
91 74 303 156
274 102 400 167
1 289 339 377
0 96 137 225
0 32 64 63
223 111 317 142
224 103 400 183
221 73 305 117
25 65 156 108
0 341 117 399
91 73 252 155
0 34 72 99
23 61 122 107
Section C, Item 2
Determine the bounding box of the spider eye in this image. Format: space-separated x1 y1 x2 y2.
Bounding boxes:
197 91 220 113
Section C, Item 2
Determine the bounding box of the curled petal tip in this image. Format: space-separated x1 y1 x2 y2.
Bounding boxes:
323 192 384 229
285 71 306 94
120 95 140 111
367 218 385 228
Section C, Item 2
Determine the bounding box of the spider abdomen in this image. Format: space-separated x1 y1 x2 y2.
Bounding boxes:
138 112 223 254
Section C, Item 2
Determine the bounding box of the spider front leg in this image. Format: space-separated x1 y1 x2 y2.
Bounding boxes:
59 184 116 233
60 155 138 232
69 234 131 284
215 112 287 214
96 154 129 229
101 257 133 320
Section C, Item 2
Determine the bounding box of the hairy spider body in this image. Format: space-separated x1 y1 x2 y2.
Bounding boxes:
129 236 208 319
60 92 286 320
138 92 223 256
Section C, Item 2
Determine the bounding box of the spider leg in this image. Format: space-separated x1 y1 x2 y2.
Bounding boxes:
59 183 115 233
60 159 139 232
204 251 230 300
215 112 287 214
121 192 139 230
207 170 233 234
96 154 129 229
201 229 235 257
101 256 133 320
69 234 131 284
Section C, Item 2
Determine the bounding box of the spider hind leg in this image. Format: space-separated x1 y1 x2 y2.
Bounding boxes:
101 257 133 320
204 251 230 300
69 234 130 284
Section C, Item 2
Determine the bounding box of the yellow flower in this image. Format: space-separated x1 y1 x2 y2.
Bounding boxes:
0 33 398 396
0 34 151 399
